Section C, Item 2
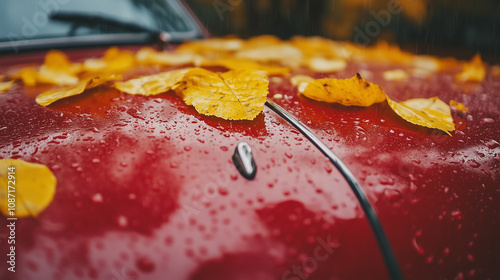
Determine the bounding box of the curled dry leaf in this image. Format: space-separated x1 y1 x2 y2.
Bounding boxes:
36 74 120 106
0 159 57 218
301 74 455 135
176 68 268 120
0 81 14 93
114 68 191 96
455 54 486 83
302 73 386 106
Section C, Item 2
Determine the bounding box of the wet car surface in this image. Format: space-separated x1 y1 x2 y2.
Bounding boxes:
1 44 499 280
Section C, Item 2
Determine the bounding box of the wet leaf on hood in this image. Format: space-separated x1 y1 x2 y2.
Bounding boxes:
176 68 268 120
307 57 347 72
0 159 57 218
387 97 455 136
114 68 191 96
302 73 386 106
449 100 470 113
202 58 290 76
235 44 302 67
136 47 203 66
36 74 120 106
38 50 81 85
455 54 486 83
10 67 39 86
302 73 455 135
84 47 136 72
0 81 13 93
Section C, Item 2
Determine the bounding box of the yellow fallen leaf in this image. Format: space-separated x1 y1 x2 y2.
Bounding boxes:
202 58 290 76
84 47 136 72
235 44 302 66
290 74 314 93
0 81 14 93
291 36 334 57
449 100 470 113
241 35 282 49
307 57 347 72
348 41 414 65
455 54 486 83
301 73 386 106
0 159 56 218
301 74 455 135
383 69 409 81
176 38 243 59
11 51 81 86
176 68 268 120
36 74 120 106
10 67 39 86
38 50 81 85
137 47 203 66
387 97 454 136
114 68 191 96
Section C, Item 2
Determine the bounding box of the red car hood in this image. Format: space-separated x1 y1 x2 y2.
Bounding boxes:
0 47 499 280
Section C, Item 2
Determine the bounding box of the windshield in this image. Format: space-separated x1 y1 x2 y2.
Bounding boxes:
0 0 204 52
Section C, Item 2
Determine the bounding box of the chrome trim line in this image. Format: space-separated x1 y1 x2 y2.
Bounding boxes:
265 98 404 280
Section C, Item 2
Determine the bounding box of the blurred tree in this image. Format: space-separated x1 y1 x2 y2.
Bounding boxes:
186 0 500 62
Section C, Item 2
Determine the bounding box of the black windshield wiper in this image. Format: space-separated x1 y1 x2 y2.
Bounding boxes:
50 11 172 48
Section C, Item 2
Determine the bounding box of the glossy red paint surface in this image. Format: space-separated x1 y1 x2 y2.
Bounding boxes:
0 48 499 280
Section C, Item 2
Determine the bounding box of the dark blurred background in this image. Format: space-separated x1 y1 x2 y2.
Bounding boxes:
185 0 500 63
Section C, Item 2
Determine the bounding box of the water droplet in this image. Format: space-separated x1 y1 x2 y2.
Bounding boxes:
379 177 395 185
91 193 103 203
220 146 228 151
384 189 402 202
117 215 128 227
481 117 494 124
218 187 229 196
412 237 425 255
467 160 480 168
136 256 155 273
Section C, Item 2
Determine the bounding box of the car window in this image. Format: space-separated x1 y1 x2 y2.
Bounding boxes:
0 0 203 53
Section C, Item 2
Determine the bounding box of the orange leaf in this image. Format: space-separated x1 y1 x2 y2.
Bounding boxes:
176 68 268 120
0 159 57 218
